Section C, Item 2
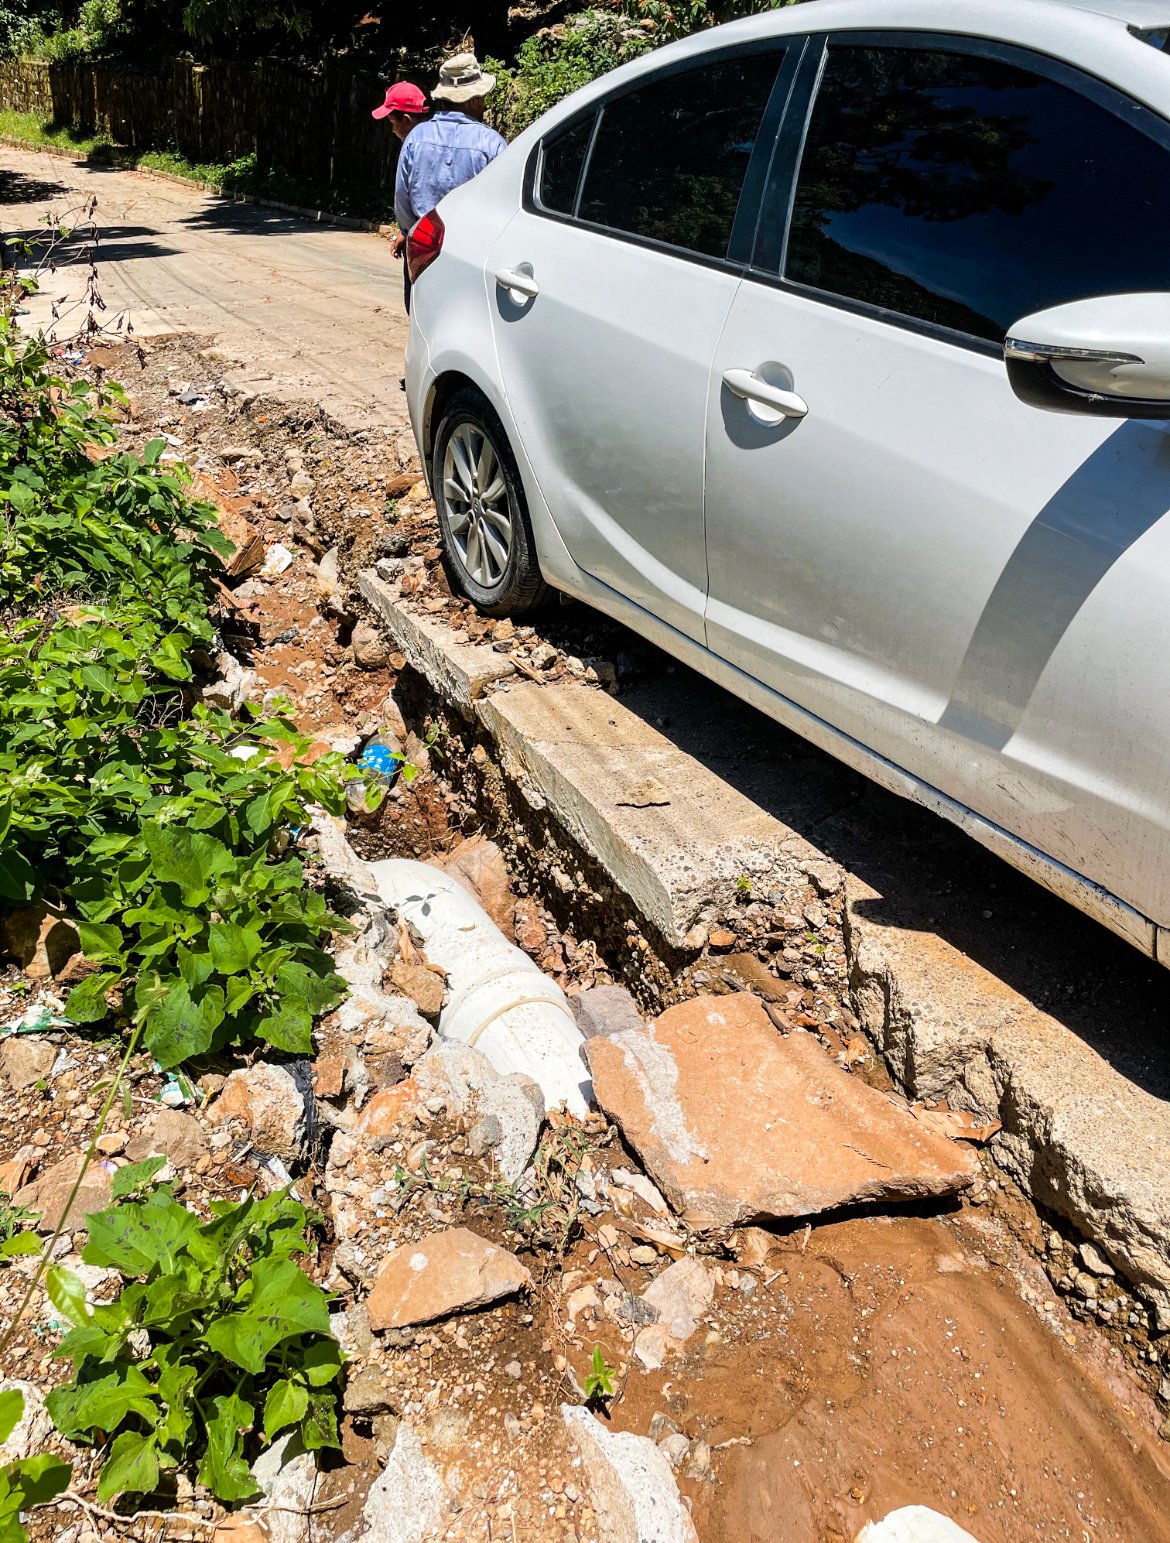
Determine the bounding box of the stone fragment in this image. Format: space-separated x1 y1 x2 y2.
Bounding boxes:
0 1036 56 1092
562 1404 699 1543
344 1366 397 1415
352 620 390 670
0 903 80 981
216 505 265 576
126 1107 209 1170
571 985 644 1041
438 836 515 933
212 1521 269 1543
389 962 445 1020
366 1227 531 1330
338 987 431 1067
15 1152 113 1233
586 995 977 1232
414 1042 543 1183
1079 1240 1116 1277
354 1424 451 1543
0 1381 51 1461
252 1432 316 1543
203 650 257 713
707 928 737 951
635 1257 715 1370
209 1063 312 1164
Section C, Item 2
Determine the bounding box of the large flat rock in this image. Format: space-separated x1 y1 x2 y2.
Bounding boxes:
366 1226 531 1330
586 994 977 1232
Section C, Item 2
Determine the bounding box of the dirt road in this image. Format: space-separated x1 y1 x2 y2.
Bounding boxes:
0 145 410 432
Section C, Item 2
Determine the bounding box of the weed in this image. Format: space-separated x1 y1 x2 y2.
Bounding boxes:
583 1345 615 1403
0 1389 71 1542
46 1185 342 1503
0 1194 40 1262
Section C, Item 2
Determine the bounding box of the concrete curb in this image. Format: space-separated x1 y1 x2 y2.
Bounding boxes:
359 568 1170 1334
0 136 394 234
359 571 822 950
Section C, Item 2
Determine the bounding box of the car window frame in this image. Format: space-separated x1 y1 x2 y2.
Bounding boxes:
751 29 1170 357
524 38 802 271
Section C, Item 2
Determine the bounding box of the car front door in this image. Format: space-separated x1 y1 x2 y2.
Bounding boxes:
703 34 1170 928
487 45 790 642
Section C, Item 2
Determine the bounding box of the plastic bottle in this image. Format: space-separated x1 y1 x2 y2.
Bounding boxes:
345 733 405 815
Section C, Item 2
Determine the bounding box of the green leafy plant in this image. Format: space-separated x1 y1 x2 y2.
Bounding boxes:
0 1194 40 1262
0 323 350 1067
0 1388 71 1543
583 1345 615 1403
45 1185 343 1504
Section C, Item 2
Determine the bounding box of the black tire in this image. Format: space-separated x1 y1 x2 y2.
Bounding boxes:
432 386 552 617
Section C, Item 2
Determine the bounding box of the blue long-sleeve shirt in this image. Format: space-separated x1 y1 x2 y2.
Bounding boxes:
394 111 507 232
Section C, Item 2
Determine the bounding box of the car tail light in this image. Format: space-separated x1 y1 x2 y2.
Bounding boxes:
407 210 445 282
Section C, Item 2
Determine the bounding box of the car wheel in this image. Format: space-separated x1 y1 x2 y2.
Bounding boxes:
432 387 551 617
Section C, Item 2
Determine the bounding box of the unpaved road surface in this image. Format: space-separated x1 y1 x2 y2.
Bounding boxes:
0 144 409 432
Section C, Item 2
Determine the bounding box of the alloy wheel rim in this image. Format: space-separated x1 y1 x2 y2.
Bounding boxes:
442 422 513 588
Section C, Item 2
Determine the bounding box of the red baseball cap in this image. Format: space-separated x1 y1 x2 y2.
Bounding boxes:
372 82 428 120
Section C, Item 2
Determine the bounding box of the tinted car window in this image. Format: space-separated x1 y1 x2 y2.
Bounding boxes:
539 115 595 215
577 51 784 258
785 45 1170 341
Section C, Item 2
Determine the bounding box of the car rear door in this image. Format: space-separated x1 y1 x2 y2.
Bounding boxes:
486 44 792 642
702 33 1170 931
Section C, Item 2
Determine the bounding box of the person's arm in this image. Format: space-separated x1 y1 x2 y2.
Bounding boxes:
393 138 416 236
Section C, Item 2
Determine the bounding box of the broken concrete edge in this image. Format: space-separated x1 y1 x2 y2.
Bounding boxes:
357 570 1169 1342
359 570 823 950
845 872 1170 1329
0 136 390 234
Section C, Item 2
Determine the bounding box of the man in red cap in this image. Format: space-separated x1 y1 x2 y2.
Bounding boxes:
372 82 429 313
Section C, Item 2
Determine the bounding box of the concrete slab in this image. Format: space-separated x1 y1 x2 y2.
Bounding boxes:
360 574 516 712
847 873 1170 1326
478 678 819 950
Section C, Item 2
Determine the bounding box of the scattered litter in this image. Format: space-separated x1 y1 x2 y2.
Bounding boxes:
1 1005 67 1037
176 388 211 409
158 1070 197 1107
345 734 405 815
54 349 84 366
270 626 298 646
260 543 294 578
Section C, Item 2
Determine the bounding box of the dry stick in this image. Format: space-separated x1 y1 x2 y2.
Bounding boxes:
0 1020 145 1358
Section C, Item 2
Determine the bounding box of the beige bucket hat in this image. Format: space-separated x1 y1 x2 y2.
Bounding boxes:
433 51 497 103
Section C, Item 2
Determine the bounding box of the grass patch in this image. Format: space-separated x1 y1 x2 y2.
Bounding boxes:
0 110 394 223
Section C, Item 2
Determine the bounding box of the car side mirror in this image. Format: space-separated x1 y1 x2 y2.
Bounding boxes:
1004 293 1170 419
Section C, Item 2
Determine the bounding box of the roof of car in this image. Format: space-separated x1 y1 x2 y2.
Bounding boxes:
794 0 1170 29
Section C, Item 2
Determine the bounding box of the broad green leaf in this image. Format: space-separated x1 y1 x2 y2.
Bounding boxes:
176 945 214 988
275 960 347 1017
64 970 119 1025
96 1429 159 1502
6 1452 71 1509
263 1377 308 1440
197 1394 259 1503
83 1189 198 1276
78 920 123 958
0 1232 41 1259
300 1336 345 1387
45 1264 91 1326
0 846 37 903
140 822 233 905
142 979 216 1069
300 1388 341 1451
204 1259 332 1374
208 920 263 975
257 999 313 1055
110 1155 167 1199
0 1388 23 1446
46 1365 158 1440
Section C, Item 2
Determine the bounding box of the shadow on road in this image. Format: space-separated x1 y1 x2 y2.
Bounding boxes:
0 168 70 203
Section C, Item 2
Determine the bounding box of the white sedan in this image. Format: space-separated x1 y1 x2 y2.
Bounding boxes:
403 0 1170 964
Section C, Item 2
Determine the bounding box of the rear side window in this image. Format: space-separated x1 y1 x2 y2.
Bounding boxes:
575 50 784 259
785 44 1170 341
538 116 595 215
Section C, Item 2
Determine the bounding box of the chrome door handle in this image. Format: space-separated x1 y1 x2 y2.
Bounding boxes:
722 368 808 419
495 268 540 299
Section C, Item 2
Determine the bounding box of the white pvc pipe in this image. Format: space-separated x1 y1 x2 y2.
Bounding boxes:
368 858 592 1117
857 1510 981 1543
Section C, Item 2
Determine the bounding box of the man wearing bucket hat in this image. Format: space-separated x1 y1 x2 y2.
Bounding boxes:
373 81 430 312
392 51 506 312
